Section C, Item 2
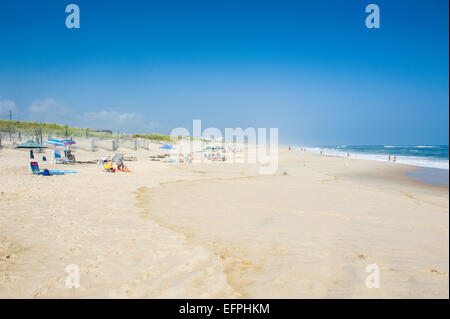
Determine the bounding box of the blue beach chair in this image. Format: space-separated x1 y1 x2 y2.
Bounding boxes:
52 150 63 164
52 149 75 164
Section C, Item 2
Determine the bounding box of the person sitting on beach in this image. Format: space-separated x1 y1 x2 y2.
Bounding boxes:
103 160 116 172
117 159 125 170
117 159 132 172
67 150 76 161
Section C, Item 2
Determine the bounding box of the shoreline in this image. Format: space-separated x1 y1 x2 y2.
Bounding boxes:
288 147 448 188
286 146 449 188
293 146 449 171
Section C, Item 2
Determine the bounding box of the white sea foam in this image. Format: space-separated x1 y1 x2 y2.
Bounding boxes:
414 145 438 148
296 146 449 170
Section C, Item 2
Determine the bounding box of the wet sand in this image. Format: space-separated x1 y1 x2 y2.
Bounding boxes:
406 167 449 187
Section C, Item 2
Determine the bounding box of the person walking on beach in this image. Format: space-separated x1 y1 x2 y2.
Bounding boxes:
393 155 397 162
347 152 350 158
388 154 391 162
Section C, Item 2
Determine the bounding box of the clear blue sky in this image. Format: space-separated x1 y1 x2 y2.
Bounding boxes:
0 0 448 145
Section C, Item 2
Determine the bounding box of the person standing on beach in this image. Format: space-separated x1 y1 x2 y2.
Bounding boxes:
393 156 397 162
388 154 391 162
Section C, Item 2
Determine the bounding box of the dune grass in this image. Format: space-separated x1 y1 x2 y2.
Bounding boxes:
0 119 173 142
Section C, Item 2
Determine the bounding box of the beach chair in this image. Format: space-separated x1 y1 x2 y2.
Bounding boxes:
64 150 76 163
52 150 64 164
52 149 75 164
29 161 78 175
30 161 42 174
30 161 63 175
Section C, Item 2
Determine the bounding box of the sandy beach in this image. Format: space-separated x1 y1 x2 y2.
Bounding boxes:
0 145 448 298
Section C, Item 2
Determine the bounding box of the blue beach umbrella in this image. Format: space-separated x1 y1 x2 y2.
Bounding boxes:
159 144 174 150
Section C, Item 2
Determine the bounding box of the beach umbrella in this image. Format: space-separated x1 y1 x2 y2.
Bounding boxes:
44 139 65 147
61 139 76 151
203 146 213 150
16 140 47 149
62 140 76 146
159 145 174 150
112 153 124 165
16 141 48 169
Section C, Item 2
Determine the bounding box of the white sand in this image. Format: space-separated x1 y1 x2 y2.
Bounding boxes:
0 146 448 298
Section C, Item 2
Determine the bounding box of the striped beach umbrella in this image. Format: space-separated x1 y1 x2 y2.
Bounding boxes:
44 139 65 147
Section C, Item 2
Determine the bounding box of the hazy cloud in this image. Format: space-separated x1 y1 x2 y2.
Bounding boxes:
82 110 151 133
29 98 66 113
0 98 15 116
82 110 163 133
4 97 162 134
83 110 137 122
25 98 72 123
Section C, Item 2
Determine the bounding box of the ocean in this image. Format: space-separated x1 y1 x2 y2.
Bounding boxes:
296 145 449 170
